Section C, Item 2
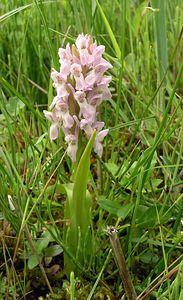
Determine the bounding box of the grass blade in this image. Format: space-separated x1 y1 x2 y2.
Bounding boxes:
95 0 121 59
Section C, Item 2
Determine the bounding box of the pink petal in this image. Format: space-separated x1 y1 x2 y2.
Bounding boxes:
50 123 59 140
74 91 86 102
93 45 105 57
62 113 74 128
70 63 82 77
75 75 86 91
93 121 105 132
85 70 97 87
43 110 54 122
96 129 109 142
65 134 78 162
97 76 112 86
94 62 112 74
57 85 69 97
76 33 88 49
94 141 103 157
67 143 78 162
93 57 112 69
80 119 93 137
58 43 71 61
93 129 109 157
60 60 71 78
80 50 93 65
51 69 65 84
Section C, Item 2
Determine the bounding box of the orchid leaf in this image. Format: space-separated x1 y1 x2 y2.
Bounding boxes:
64 130 96 272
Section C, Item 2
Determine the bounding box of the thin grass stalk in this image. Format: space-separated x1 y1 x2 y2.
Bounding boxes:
137 265 179 300
34 0 58 69
141 61 183 187
70 0 83 33
0 4 32 23
127 166 144 257
152 0 168 113
70 272 75 300
125 22 182 159
113 0 126 157
156 206 170 297
95 0 121 59
87 249 112 300
106 227 137 300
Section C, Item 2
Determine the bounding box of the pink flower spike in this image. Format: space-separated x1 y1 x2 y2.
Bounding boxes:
44 33 112 161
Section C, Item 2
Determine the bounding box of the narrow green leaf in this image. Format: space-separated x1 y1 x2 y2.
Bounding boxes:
95 0 121 59
71 130 96 231
0 4 32 23
70 0 83 32
34 0 58 69
152 0 168 78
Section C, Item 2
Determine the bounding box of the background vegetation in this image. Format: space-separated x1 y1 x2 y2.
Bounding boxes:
0 0 182 299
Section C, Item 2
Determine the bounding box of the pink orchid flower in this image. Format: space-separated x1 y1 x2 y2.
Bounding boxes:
44 33 112 161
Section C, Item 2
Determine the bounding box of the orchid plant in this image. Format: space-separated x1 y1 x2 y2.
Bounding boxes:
44 33 112 274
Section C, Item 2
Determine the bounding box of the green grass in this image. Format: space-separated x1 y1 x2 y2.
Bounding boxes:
0 0 183 299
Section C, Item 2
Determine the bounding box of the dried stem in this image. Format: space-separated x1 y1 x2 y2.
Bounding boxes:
106 226 137 300
136 265 179 300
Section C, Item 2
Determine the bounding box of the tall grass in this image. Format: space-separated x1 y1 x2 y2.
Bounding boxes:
0 0 183 299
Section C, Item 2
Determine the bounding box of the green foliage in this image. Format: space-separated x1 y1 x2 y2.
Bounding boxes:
97 196 133 219
27 230 63 270
64 130 96 274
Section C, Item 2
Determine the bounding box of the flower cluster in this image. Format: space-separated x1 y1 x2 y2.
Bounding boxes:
44 33 112 161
